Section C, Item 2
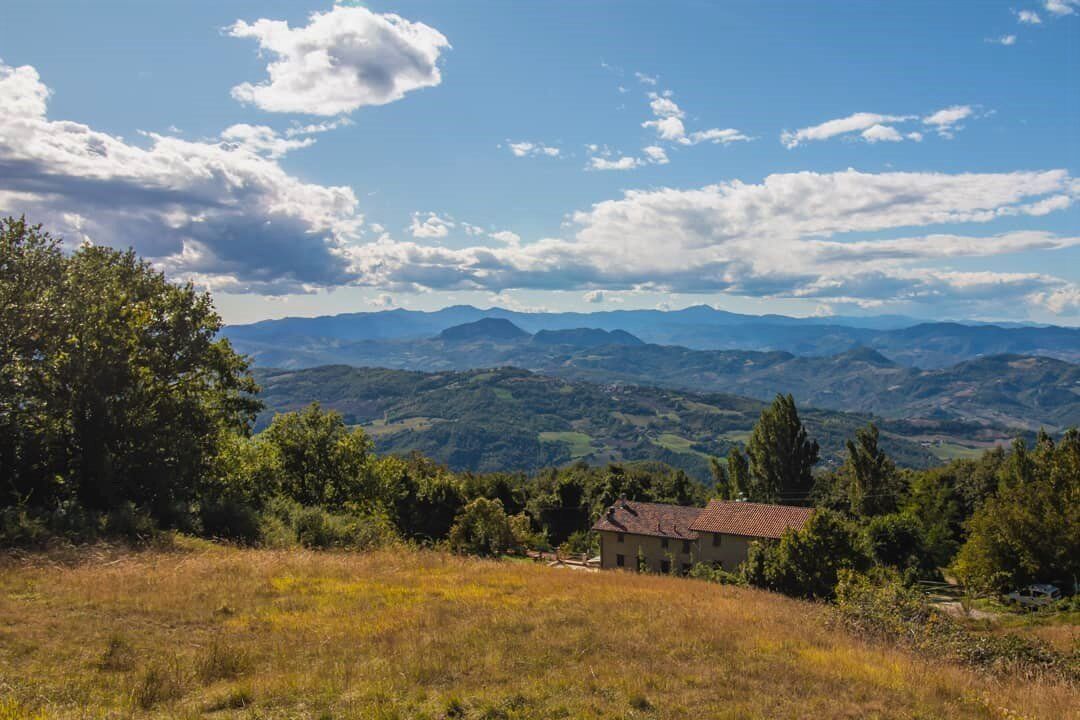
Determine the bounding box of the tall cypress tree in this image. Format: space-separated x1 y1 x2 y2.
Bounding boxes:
745 394 819 504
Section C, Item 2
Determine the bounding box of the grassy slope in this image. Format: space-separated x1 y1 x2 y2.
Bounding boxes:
2 543 1075 719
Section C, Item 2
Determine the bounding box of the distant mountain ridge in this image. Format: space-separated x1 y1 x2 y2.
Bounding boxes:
439 317 528 342
225 305 1080 368
235 321 1079 434
252 365 943 480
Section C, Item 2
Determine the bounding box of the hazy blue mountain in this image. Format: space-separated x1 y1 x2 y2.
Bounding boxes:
224 306 1080 367
439 317 529 342
235 318 1079 434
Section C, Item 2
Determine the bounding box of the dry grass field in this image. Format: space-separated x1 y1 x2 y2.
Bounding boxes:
0 539 1075 719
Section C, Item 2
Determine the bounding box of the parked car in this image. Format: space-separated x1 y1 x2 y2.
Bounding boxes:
1004 584 1061 609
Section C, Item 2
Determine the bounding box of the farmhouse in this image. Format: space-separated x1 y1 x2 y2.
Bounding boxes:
592 497 813 573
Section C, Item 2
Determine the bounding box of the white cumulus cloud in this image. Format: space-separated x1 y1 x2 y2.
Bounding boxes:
409 212 453 239
784 106 983 147
1045 0 1078 15
923 105 975 136
782 113 916 148
341 169 1079 319
0 60 364 295
229 5 450 115
506 141 561 158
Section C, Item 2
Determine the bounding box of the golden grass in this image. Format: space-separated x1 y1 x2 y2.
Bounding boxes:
0 540 1075 719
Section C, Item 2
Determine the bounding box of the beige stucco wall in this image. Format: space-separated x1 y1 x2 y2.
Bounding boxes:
598 531 698 573
694 533 755 571
598 531 760 572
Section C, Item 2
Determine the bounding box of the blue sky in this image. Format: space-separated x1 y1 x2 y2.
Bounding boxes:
1 0 1078 324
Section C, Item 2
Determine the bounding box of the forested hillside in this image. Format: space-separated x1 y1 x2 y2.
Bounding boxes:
253 365 941 478
236 320 1080 437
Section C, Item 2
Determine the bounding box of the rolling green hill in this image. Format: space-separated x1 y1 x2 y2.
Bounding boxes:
239 319 1080 438
253 365 942 480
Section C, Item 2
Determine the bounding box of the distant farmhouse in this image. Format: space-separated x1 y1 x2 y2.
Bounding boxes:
592 498 813 573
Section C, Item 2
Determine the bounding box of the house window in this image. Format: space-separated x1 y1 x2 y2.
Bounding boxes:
661 559 671 574
616 554 625 567
682 540 691 554
616 533 624 543
712 533 722 547
661 537 669 549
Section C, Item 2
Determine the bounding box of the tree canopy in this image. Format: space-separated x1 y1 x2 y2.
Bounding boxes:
744 394 820 504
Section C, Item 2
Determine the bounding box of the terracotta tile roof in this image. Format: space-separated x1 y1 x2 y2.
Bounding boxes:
591 500 702 540
689 500 813 539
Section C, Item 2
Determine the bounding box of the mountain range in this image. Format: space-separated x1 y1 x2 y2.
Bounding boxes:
225 305 1080 368
233 316 1080 436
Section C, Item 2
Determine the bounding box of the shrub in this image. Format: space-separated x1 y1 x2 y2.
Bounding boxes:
557 529 595 557
687 562 744 586
0 507 50 549
199 499 262 544
448 498 514 556
862 512 930 577
103 503 159 543
294 506 397 550
743 510 868 600
834 571 1077 682
196 639 250 684
133 658 185 709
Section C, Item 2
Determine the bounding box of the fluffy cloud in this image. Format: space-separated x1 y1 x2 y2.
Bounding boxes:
506 141 561 158
588 155 642 171
782 113 916 148
229 5 449 115
1045 0 1078 15
642 92 751 146
219 124 315 158
489 230 521 245
642 146 670 165
992 34 1018 45
370 293 395 309
783 106 980 147
409 212 453 239
0 61 365 295
1017 9 1043 23
923 105 974 136
861 124 904 143
343 169 1080 317
586 144 669 171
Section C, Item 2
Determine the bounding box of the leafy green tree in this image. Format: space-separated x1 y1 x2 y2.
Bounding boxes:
902 467 964 568
261 403 374 508
863 513 929 576
380 453 464 541
448 497 515 556
843 424 903 517
526 467 589 546
1 218 259 523
0 218 66 505
953 431 1080 593
593 464 646 512
743 509 867 599
726 447 749 500
745 394 820 504
709 457 730 499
